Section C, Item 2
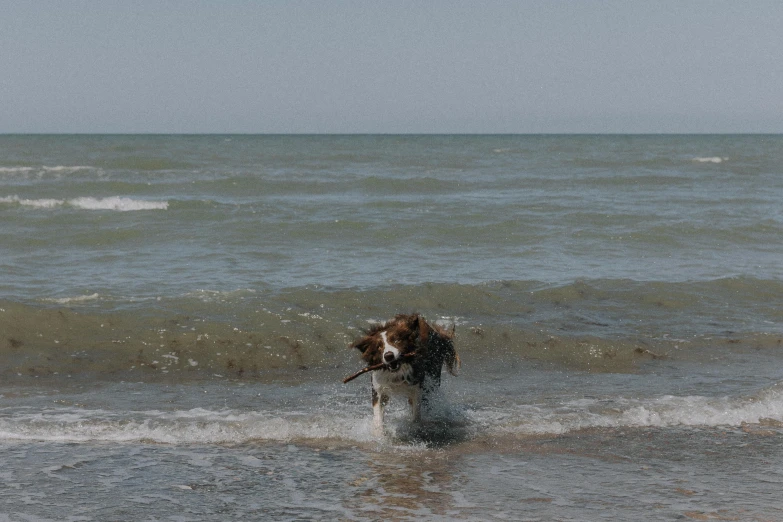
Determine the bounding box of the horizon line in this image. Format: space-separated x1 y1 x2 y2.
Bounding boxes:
2 132 781 137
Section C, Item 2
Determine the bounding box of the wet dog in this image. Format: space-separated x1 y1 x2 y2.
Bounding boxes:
350 313 459 435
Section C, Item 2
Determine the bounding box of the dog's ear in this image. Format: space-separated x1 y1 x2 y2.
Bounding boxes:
351 335 377 354
430 321 459 376
445 349 461 376
350 334 382 364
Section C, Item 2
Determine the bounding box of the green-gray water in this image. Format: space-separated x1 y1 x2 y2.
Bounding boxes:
2 135 782 520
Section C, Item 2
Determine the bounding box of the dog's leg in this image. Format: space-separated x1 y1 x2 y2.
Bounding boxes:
408 387 422 423
372 386 386 435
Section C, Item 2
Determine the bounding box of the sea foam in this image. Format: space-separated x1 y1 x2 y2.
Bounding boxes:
0 407 378 445
0 195 168 211
0 196 62 208
2 384 781 445
69 197 168 211
0 165 97 174
44 293 101 305
486 384 783 436
692 156 729 163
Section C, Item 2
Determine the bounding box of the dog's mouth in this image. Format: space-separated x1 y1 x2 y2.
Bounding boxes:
385 354 417 372
381 350 417 372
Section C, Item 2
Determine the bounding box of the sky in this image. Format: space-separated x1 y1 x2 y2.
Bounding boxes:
2 1 782 134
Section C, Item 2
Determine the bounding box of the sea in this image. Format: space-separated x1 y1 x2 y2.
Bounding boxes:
1 134 782 521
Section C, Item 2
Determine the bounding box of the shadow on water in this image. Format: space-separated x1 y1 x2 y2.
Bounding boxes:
387 395 475 448
391 418 473 448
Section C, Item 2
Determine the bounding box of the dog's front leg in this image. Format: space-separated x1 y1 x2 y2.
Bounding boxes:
372 385 386 436
408 387 422 423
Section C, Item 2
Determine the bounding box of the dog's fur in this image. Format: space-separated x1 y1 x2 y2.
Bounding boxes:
350 313 459 434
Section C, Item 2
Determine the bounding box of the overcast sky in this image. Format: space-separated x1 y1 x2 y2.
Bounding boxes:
2 1 782 134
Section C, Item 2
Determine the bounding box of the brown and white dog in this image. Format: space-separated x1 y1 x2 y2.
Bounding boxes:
350 313 459 435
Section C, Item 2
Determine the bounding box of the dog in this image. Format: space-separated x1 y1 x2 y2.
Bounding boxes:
350 313 459 434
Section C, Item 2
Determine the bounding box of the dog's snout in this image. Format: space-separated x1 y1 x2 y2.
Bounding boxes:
383 351 396 363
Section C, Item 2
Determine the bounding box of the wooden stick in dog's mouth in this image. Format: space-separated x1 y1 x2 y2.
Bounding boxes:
342 352 416 384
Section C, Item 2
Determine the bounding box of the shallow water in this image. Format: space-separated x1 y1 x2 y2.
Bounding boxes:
3 368 783 521
3 430 781 521
2 134 783 519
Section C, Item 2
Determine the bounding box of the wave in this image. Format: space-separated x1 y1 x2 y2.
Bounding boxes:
0 195 168 211
0 165 99 175
43 293 101 305
0 407 376 444
1 384 781 444
692 156 729 163
485 385 783 436
0 196 62 208
2 276 782 380
70 197 168 211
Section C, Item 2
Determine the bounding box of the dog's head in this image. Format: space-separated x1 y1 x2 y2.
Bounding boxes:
350 313 459 375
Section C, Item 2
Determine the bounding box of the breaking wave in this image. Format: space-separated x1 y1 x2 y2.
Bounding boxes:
0 165 99 176
2 383 781 444
692 156 729 163
2 276 782 380
486 384 783 436
0 195 168 211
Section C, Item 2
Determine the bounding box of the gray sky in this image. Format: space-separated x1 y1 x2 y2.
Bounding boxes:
2 1 782 134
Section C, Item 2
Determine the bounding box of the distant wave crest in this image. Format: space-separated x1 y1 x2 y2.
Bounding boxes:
44 293 101 305
0 165 98 174
70 197 168 211
692 156 729 163
0 195 168 211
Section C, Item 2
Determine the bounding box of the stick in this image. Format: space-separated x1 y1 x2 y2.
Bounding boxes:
342 352 417 384
342 362 386 384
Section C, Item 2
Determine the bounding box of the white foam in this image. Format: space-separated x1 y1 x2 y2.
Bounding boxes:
616 389 783 428
0 167 35 173
0 165 98 177
487 384 783 436
0 195 63 208
69 196 168 211
44 293 101 305
41 165 97 172
0 407 378 444
692 156 729 163
0 195 168 211
2 385 781 445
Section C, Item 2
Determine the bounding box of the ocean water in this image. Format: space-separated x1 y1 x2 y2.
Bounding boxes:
1 134 783 520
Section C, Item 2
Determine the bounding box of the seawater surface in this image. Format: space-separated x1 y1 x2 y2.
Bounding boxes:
2 134 783 520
